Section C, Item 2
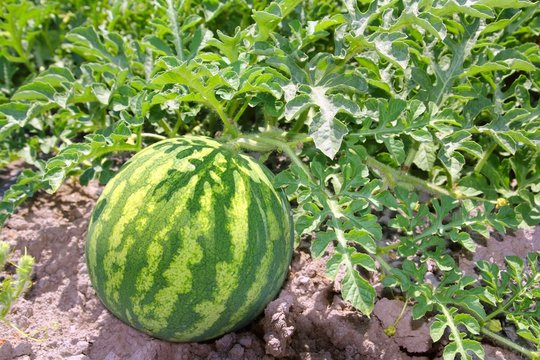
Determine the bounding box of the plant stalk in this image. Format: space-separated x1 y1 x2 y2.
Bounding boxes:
481 327 539 359
141 133 167 141
474 143 497 174
159 119 175 138
365 155 455 198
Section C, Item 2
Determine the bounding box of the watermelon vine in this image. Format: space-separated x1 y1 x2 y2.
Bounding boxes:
0 0 539 358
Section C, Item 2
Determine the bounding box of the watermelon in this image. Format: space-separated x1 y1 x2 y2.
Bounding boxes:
85 136 294 342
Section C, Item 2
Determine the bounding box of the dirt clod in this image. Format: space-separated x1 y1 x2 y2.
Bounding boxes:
0 341 13 359
12 341 32 357
372 299 432 354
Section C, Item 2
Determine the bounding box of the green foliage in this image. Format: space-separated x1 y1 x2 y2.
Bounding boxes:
0 0 539 357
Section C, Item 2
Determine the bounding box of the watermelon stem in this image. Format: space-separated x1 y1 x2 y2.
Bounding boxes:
141 133 167 141
159 119 175 138
481 327 540 359
234 133 315 178
364 156 491 203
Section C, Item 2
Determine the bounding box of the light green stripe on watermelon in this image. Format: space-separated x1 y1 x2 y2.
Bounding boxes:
188 169 249 337
91 143 203 314
86 179 127 280
238 156 275 188
138 176 209 332
103 156 176 305
192 159 287 340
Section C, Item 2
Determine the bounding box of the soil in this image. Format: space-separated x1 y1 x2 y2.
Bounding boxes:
0 175 537 359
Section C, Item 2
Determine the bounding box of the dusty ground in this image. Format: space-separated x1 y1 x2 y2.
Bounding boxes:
0 176 536 359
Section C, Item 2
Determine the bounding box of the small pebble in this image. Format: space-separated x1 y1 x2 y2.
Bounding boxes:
13 341 32 357
7 218 30 231
229 344 245 360
74 340 89 353
238 336 253 348
215 334 235 353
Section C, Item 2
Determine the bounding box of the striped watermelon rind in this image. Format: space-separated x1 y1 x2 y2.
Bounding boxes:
85 136 294 342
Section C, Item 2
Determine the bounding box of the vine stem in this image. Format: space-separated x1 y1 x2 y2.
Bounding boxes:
172 110 184 135
141 133 167 141
384 296 410 336
159 119 175 138
216 106 240 137
91 143 139 159
2 320 37 340
365 155 492 203
481 327 539 359
474 143 497 174
373 254 394 274
232 96 252 124
377 242 400 254
365 155 454 198
235 132 482 204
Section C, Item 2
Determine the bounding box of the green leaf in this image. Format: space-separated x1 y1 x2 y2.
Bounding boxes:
253 9 281 41
350 252 376 272
0 102 30 122
284 94 311 120
410 129 433 143
341 269 375 315
311 231 335 258
412 297 433 320
325 252 343 279
454 314 480 334
346 229 376 254
12 82 56 102
449 231 476 252
384 137 405 165
476 0 535 8
66 27 113 62
309 112 348 160
91 83 112 105
463 59 536 77
34 66 75 88
431 315 448 342
414 142 438 171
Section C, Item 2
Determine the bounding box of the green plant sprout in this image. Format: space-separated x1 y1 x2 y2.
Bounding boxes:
0 241 34 326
